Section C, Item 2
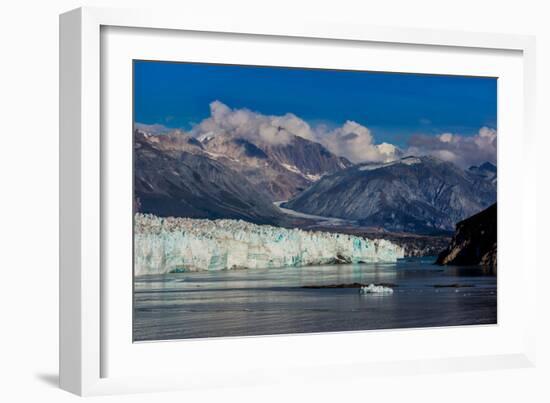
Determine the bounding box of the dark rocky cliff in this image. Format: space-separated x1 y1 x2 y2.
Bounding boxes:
436 203 497 271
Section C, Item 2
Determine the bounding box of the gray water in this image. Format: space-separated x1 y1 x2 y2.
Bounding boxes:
133 257 496 341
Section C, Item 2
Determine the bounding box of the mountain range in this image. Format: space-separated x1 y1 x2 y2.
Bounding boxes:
136 126 351 202
134 127 497 235
282 156 496 233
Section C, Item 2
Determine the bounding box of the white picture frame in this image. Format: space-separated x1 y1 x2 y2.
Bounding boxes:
60 6 537 396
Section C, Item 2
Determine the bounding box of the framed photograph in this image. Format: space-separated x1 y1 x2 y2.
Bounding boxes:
60 7 537 396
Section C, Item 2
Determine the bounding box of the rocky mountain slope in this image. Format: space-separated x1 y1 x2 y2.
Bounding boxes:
134 131 283 224
200 132 352 200
283 156 496 233
468 161 497 184
436 203 497 271
135 127 351 201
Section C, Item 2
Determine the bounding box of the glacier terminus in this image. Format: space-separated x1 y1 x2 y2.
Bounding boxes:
134 214 405 276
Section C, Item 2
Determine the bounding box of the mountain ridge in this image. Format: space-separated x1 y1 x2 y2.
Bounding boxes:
283 156 496 233
200 131 352 200
136 127 352 201
134 130 284 225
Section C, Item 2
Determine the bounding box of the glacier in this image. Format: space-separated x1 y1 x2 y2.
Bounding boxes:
134 214 404 276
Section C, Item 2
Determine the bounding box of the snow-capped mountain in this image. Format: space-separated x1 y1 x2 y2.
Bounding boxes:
200 131 352 200
136 126 352 201
135 128 498 236
282 156 497 233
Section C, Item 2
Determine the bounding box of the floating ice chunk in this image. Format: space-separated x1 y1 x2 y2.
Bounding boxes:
359 284 394 294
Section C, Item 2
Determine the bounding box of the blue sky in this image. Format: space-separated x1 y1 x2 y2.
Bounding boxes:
134 60 496 148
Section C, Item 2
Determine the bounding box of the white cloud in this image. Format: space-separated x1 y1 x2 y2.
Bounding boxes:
190 101 314 146
319 120 400 163
405 127 497 168
139 102 496 168
190 101 399 162
439 133 454 143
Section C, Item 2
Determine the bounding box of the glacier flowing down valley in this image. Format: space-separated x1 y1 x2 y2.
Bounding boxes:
134 214 405 276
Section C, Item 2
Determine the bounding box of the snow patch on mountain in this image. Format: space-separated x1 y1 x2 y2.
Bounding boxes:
281 163 302 175
304 173 322 181
359 157 422 171
281 163 324 182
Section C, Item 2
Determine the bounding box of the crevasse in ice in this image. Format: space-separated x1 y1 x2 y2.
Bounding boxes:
134 214 404 276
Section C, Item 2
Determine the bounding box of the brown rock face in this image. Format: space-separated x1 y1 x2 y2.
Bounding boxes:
436 203 497 272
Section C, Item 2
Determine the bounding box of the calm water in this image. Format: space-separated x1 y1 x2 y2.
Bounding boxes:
133 257 497 341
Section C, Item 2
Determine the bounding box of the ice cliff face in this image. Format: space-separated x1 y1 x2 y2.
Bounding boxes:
134 214 404 276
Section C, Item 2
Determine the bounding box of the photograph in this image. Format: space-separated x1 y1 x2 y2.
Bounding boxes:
132 60 498 341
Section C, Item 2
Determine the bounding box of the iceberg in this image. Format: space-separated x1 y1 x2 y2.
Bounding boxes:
134 214 404 276
359 284 394 294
